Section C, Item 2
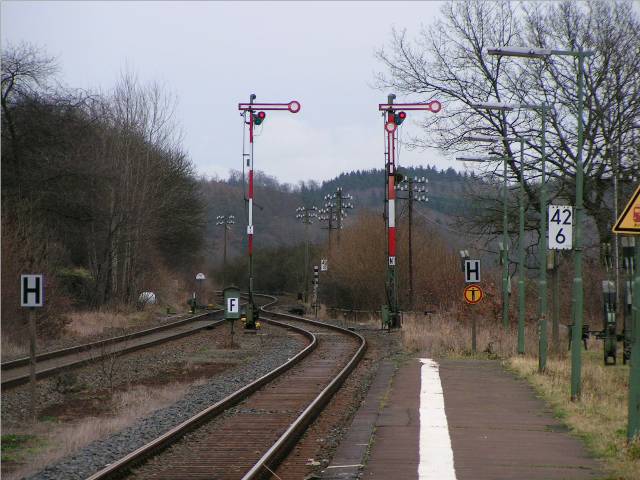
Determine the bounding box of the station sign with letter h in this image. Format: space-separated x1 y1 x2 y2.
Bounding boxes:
21 274 44 308
464 260 481 283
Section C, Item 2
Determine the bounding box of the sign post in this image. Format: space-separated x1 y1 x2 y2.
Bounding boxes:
223 286 240 347
313 266 319 318
629 245 640 441
463 283 483 353
612 185 640 441
21 274 44 422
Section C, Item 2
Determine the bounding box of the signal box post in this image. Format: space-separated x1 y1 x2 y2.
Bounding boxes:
224 286 240 346
378 95 441 329
238 95 301 329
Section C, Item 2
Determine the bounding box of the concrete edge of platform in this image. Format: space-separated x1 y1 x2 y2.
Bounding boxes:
318 359 398 479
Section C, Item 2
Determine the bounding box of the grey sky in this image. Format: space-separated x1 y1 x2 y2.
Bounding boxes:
2 1 453 184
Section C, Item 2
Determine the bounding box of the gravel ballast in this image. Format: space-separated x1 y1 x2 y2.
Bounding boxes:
25 324 306 480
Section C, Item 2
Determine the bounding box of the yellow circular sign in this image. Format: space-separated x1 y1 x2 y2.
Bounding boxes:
464 284 483 304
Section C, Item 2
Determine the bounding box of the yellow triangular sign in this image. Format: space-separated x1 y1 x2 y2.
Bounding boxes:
613 184 640 234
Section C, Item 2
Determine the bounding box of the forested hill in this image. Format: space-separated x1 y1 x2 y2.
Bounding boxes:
200 165 478 259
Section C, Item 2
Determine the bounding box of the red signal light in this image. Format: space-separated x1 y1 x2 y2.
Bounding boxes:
395 111 407 125
258 111 266 119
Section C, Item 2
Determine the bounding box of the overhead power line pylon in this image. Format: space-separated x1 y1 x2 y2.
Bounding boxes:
238 95 301 329
378 94 441 329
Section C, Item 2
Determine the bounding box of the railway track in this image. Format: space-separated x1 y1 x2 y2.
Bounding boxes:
84 294 366 480
1 297 250 389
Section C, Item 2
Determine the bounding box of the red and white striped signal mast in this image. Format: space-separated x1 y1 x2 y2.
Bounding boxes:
238 94 301 329
378 94 441 329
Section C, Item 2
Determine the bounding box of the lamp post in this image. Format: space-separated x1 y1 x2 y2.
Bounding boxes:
487 45 593 399
472 101 550 368
216 215 235 288
462 133 527 354
456 155 512 330
395 175 428 308
295 205 318 303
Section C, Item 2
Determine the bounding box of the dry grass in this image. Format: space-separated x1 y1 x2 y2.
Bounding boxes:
65 309 155 337
508 353 640 480
3 380 205 480
1 337 28 361
401 310 545 359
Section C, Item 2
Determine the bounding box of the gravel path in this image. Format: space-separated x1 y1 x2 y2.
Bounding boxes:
25 324 306 480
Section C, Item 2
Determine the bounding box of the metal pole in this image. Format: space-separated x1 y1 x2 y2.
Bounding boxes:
472 315 477 353
386 95 399 328
328 204 334 254
614 141 621 335
539 106 549 371
503 156 510 329
223 223 228 287
628 244 640 441
571 50 586 401
246 95 256 328
304 218 310 303
518 138 526 354
337 190 342 246
409 178 414 309
29 308 37 422
552 254 560 351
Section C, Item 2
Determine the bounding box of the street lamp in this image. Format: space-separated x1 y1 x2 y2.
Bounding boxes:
456 154 512 330
216 214 235 287
487 44 594 400
472 101 551 368
463 133 527 354
295 205 318 304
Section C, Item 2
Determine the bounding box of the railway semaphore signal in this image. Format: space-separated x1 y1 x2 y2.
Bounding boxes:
238 94 301 329
378 94 441 329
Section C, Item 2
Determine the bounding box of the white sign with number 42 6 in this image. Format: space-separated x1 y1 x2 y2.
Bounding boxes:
549 205 573 250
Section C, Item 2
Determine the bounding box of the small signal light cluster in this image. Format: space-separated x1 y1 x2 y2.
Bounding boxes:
385 111 407 133
253 111 266 125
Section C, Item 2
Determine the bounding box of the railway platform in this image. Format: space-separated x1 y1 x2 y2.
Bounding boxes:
322 358 603 480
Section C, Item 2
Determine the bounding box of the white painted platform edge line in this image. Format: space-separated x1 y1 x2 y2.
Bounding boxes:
418 358 457 480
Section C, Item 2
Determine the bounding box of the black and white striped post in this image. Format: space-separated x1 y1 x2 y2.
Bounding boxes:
313 265 319 318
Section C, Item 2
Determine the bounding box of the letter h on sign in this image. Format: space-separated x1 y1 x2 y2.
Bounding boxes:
464 260 481 283
21 275 44 307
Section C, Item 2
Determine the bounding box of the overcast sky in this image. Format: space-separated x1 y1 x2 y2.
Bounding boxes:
2 1 458 184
